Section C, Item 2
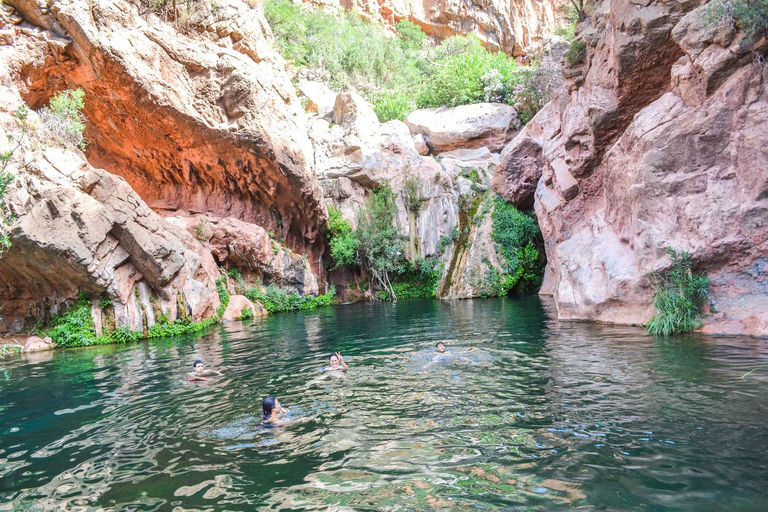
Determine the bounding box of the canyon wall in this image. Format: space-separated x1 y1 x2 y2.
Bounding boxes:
0 0 324 334
493 0 768 336
302 0 564 56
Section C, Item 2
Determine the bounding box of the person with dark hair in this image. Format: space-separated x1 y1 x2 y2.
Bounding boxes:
186 360 222 382
262 397 287 425
435 342 446 353
326 352 349 371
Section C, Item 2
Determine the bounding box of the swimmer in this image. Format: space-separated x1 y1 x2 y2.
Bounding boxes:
326 352 349 371
262 397 288 425
186 360 223 382
436 341 447 353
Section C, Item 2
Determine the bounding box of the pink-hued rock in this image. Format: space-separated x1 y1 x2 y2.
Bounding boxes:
8 0 327 268
300 0 564 56
168 215 321 295
494 0 768 336
23 336 53 352
221 295 266 322
405 103 520 153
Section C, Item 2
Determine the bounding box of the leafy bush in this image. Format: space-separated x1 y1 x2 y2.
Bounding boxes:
245 285 336 313
355 183 407 299
647 248 711 336
45 294 102 348
215 275 230 317
146 317 217 338
378 257 441 300
37 88 87 150
490 196 544 294
706 0 768 38
327 206 358 269
565 40 587 67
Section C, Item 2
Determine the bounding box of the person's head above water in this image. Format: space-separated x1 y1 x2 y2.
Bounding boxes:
436 342 446 353
193 360 204 372
329 353 340 367
328 351 348 370
263 397 280 420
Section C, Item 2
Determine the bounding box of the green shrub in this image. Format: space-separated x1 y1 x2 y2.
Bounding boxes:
240 307 254 320
245 285 336 313
146 317 216 338
327 206 358 269
378 257 441 300
215 275 230 317
263 1 553 123
647 248 711 336
355 183 407 299
490 196 544 294
37 88 87 150
45 294 100 348
705 0 768 38
565 40 587 67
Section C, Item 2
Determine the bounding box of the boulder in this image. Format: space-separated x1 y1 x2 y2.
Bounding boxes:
221 295 265 322
23 336 53 352
297 80 337 118
405 103 520 153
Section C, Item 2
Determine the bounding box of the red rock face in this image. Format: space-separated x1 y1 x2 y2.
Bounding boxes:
493 0 768 336
14 0 327 269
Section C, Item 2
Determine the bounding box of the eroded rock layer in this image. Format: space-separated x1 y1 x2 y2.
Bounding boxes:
8 0 326 264
493 0 768 336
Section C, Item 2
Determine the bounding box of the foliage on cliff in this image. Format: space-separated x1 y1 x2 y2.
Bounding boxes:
488 197 544 295
245 285 336 313
263 0 556 123
706 0 768 38
647 249 710 336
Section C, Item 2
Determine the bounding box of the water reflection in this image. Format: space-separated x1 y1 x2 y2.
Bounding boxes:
0 296 767 511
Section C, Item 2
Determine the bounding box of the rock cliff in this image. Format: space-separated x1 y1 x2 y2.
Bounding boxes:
301 0 564 56
302 82 520 298
0 0 325 334
493 0 768 336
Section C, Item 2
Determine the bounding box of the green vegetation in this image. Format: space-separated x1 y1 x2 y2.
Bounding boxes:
1 105 30 258
565 40 587 67
647 248 711 336
489 196 544 295
0 340 23 359
41 293 219 348
706 0 768 38
355 184 407 299
378 257 441 300
401 174 425 213
37 88 87 150
215 275 230 317
245 284 336 313
327 205 358 269
263 0 558 123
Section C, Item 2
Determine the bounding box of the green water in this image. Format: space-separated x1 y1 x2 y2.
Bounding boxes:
1 296 767 511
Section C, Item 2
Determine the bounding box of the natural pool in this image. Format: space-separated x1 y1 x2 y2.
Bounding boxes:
1 296 767 511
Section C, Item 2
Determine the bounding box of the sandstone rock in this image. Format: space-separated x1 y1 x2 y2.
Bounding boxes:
493 0 768 336
0 85 220 333
10 0 326 267
168 214 321 295
413 134 429 155
23 335 53 352
405 103 520 153
297 80 337 118
221 294 265 322
300 0 565 56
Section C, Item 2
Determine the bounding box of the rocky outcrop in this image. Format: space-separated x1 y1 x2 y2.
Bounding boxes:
405 103 520 154
0 90 221 333
0 0 327 334
493 0 768 336
301 0 564 56
6 0 326 266
308 88 508 298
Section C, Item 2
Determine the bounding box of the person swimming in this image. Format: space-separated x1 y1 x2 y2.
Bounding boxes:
186 360 223 382
436 342 447 353
326 352 349 371
262 397 288 425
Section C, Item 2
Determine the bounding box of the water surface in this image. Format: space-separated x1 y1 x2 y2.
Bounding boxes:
1 296 767 510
